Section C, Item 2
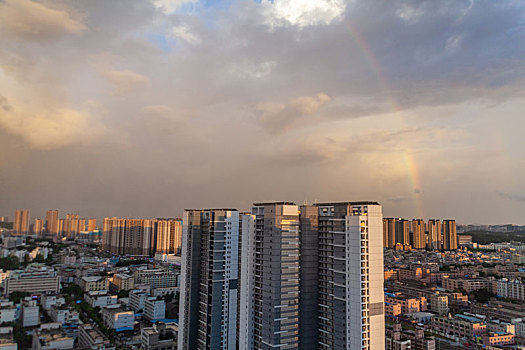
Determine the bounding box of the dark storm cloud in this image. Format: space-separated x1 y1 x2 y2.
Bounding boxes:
1 0 525 223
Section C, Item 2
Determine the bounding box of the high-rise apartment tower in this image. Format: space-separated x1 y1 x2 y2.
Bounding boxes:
178 209 241 350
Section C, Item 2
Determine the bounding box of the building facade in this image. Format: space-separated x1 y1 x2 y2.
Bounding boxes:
178 209 241 350
14 209 30 235
315 202 385 350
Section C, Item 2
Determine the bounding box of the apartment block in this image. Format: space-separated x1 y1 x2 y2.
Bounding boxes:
4 269 61 295
315 202 384 350
101 305 134 332
178 209 241 350
79 276 109 292
144 297 165 321
78 323 115 350
432 314 486 340
442 220 457 250
13 210 29 235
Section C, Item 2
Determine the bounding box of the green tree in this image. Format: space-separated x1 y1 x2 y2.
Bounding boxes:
8 291 29 303
0 256 20 270
471 288 495 303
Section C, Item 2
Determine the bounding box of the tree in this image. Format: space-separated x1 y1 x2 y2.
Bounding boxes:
9 291 29 303
32 254 46 263
13 325 32 349
118 290 130 298
471 289 495 303
0 256 20 270
63 283 83 300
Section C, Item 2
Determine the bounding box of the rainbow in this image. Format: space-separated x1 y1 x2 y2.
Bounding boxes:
345 21 424 218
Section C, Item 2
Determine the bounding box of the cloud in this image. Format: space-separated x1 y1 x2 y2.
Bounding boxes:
255 93 331 134
152 0 198 14
260 0 347 29
0 0 85 41
498 191 525 203
0 95 106 150
105 70 150 96
171 25 201 45
386 196 410 203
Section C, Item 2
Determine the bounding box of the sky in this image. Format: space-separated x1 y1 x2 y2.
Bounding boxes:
1 0 525 224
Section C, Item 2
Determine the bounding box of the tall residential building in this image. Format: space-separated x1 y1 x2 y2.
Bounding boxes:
103 218 154 256
14 209 30 234
45 210 59 234
427 219 442 250
396 219 410 246
315 202 385 350
178 209 241 350
102 217 116 251
155 219 182 254
411 219 426 249
57 219 65 237
64 214 85 238
299 205 319 350
383 218 397 248
442 220 457 250
32 219 44 236
246 202 301 350
87 218 97 232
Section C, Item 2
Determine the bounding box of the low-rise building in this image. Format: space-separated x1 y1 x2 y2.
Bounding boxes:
111 274 134 292
32 324 74 350
21 299 39 328
141 323 177 350
144 297 165 321
429 293 449 315
511 319 525 338
79 276 109 292
40 295 65 310
48 308 79 325
442 277 493 293
129 290 148 312
85 291 118 308
0 301 16 324
497 279 525 301
481 332 514 347
4 269 60 296
385 293 427 315
432 314 486 340
385 302 402 318
151 287 178 298
487 321 515 335
101 305 134 332
60 255 76 266
133 268 177 289
77 324 115 350
0 327 17 350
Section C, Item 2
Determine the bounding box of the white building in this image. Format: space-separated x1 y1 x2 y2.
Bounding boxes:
32 324 74 350
4 269 60 296
77 324 115 350
0 301 16 324
129 290 148 312
40 295 65 310
0 327 17 350
144 297 165 321
101 305 134 332
49 308 79 324
21 299 39 327
511 319 525 338
497 279 525 301
85 291 118 308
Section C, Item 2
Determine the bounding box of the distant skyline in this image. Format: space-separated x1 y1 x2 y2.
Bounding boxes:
1 0 525 224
